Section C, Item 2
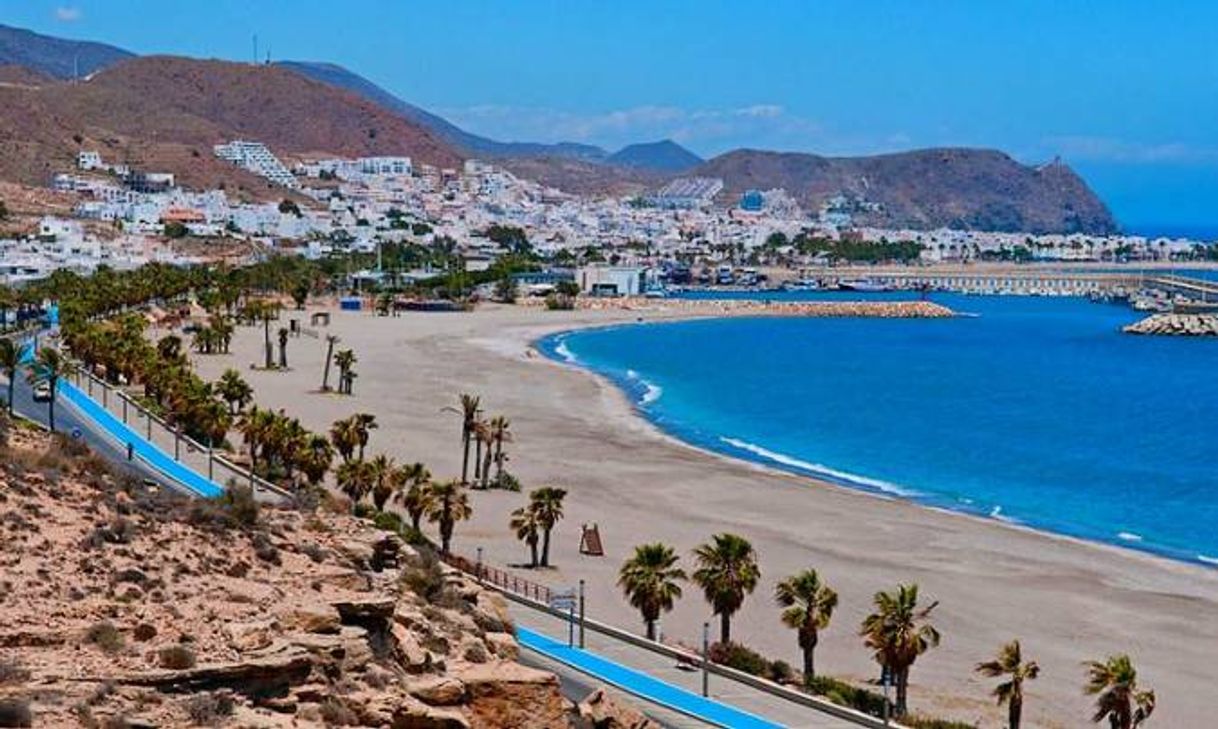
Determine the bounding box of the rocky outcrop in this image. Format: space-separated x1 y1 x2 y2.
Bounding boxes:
0 427 625 728
578 688 662 729
1123 313 1218 336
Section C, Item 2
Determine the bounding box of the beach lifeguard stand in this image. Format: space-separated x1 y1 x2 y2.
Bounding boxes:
579 523 604 556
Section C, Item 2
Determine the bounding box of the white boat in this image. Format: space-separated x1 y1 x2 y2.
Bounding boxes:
782 279 820 291
838 278 891 292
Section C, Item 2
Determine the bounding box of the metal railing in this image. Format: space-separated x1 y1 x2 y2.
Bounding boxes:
443 549 904 729
65 366 291 501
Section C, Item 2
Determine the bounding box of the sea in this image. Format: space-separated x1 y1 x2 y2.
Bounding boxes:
538 291 1218 568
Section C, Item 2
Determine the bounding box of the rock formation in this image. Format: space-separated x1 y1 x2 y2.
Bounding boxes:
0 425 632 727
1123 313 1218 336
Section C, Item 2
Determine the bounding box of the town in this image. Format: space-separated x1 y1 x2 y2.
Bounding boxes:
2 138 1210 294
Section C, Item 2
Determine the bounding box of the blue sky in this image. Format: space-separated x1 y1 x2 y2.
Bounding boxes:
4 0 1217 233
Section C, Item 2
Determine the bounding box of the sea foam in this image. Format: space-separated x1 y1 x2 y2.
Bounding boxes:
626 370 663 406
719 436 915 496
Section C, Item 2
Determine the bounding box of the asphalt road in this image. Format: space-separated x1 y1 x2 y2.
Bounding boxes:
4 370 186 495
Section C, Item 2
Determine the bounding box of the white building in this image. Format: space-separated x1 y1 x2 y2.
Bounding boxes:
577 265 650 296
214 140 299 189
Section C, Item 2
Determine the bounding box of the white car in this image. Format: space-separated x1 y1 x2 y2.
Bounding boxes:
32 381 52 402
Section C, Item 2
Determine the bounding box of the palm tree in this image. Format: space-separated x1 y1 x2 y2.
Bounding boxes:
353 412 377 459
334 348 357 395
394 462 431 530
859 583 941 717
488 415 512 486
618 543 686 640
977 640 1039 729
238 407 277 474
1084 654 1155 729
443 393 481 485
692 533 760 644
368 454 398 511
297 434 334 487
510 504 541 567
472 417 489 484
529 487 567 567
335 459 375 510
277 327 289 368
216 369 253 415
774 569 838 681
0 338 22 416
321 334 339 392
329 416 360 463
424 479 471 555
30 347 72 432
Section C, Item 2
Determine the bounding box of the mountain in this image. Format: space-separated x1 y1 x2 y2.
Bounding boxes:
693 148 1118 234
0 56 463 193
0 23 133 79
278 60 607 162
606 139 702 172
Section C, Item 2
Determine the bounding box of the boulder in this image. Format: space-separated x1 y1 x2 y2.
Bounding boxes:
282 605 341 634
392 623 434 673
391 697 470 729
407 675 467 706
224 619 276 652
578 688 661 729
483 632 518 660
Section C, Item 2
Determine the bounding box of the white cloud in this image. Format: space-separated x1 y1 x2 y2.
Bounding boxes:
437 102 826 155
54 6 82 22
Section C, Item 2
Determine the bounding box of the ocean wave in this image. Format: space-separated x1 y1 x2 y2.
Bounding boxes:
1118 532 1143 542
1198 554 1218 567
718 436 916 496
989 506 1020 524
626 370 663 406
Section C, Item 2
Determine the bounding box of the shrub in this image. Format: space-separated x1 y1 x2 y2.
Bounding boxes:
491 472 521 492
157 645 196 670
544 293 575 311
184 692 234 725
85 621 124 653
372 510 404 533
707 642 770 677
805 675 890 717
132 623 158 642
0 698 32 728
319 696 358 726
217 485 259 527
251 532 280 565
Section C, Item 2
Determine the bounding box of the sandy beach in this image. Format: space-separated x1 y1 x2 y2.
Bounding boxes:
188 301 1218 728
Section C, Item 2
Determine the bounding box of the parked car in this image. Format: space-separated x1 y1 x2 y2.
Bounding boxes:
32 381 52 402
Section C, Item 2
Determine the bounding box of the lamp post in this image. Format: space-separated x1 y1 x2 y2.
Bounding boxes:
701 622 710 697
578 579 586 649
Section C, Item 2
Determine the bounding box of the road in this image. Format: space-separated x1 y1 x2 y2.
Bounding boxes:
4 370 186 495
510 605 865 729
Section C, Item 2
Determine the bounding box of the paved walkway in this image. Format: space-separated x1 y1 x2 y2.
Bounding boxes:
510 605 865 729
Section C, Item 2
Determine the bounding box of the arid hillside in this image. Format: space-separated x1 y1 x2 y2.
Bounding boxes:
0 55 464 194
694 147 1118 234
0 424 650 728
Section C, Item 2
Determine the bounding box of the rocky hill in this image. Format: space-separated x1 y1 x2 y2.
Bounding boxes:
0 23 133 80
693 148 1118 234
606 140 702 173
0 55 464 193
0 426 652 728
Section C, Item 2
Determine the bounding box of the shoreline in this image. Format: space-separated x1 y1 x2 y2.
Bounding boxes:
526 321 1218 574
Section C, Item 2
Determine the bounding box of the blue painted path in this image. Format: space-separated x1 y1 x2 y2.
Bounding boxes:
58 379 224 498
516 627 784 729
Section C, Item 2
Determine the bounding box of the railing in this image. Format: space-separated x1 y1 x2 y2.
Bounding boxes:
65 365 291 501
439 552 553 604
441 549 904 729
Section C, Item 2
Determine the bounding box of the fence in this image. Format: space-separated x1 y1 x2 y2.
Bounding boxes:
64 366 291 502
442 548 902 729
440 552 553 604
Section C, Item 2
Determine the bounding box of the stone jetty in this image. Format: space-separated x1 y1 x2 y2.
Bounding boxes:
526 296 957 319
1123 313 1218 336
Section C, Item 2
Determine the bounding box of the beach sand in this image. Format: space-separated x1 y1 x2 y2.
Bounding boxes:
188 302 1218 728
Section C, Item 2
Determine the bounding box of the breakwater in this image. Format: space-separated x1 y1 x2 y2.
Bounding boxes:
525 296 955 319
1123 313 1218 336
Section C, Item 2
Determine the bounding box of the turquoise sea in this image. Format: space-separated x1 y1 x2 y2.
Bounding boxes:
538 293 1218 567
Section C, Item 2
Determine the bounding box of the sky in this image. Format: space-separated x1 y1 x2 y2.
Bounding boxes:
4 0 1217 234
